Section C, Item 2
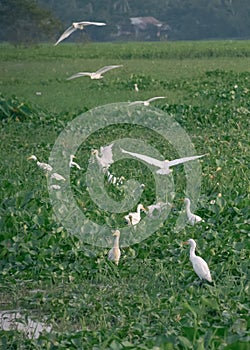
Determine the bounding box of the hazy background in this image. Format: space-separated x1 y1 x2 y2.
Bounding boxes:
1 0 250 44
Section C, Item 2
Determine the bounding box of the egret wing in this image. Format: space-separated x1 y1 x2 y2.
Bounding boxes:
54 25 76 45
95 65 123 75
147 96 166 103
129 101 144 106
67 72 91 80
121 149 164 168
77 21 106 27
167 154 205 168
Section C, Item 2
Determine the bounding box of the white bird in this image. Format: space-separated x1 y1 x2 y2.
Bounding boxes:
108 230 121 265
28 155 53 172
69 155 81 169
50 184 61 190
129 96 166 106
91 143 114 170
54 21 106 46
50 173 66 181
183 238 212 283
121 149 206 175
184 197 203 225
147 202 170 218
124 204 147 226
67 65 123 80
134 83 139 92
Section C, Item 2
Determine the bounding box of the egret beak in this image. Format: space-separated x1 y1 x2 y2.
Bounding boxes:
182 241 189 245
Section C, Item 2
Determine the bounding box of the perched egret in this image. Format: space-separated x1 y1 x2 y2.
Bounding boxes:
92 143 114 170
69 155 81 169
183 239 212 283
28 155 53 172
121 149 206 175
134 83 139 92
147 202 170 218
184 197 203 225
129 96 166 106
108 230 121 265
54 21 106 46
124 204 147 225
67 65 123 80
50 173 66 181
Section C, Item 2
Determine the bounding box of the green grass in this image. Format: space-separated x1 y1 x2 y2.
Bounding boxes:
0 41 250 349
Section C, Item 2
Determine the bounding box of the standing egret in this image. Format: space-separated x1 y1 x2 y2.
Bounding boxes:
54 21 106 46
28 155 53 172
69 155 81 169
67 65 123 80
50 173 66 181
121 149 206 175
134 83 139 92
91 143 114 170
184 197 203 225
124 204 147 225
183 239 212 283
108 230 121 265
129 96 166 106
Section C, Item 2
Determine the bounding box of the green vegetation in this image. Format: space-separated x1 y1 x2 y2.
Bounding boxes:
0 41 249 349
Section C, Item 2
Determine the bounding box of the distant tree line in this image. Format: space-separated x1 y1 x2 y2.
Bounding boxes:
1 0 250 44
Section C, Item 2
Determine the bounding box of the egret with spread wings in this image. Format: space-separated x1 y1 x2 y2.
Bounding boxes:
121 149 205 175
67 65 123 80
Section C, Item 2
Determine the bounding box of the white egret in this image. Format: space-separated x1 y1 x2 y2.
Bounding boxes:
124 204 147 225
108 230 121 265
50 184 61 190
69 155 81 169
54 21 106 46
184 197 203 225
50 173 66 181
67 65 123 80
183 238 212 283
28 155 53 172
134 83 139 92
92 143 114 170
129 96 166 106
147 201 170 218
121 149 206 175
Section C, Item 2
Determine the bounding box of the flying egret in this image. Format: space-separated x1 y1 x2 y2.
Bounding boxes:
28 155 53 172
183 239 212 283
147 202 170 218
124 204 147 225
50 173 66 181
67 65 123 80
108 230 121 265
121 149 206 175
69 155 81 169
129 96 166 106
92 143 114 170
184 198 203 225
54 21 106 46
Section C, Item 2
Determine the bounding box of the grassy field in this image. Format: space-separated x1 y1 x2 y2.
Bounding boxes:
0 41 250 349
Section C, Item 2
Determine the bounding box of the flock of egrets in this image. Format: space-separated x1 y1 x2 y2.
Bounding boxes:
27 20 213 284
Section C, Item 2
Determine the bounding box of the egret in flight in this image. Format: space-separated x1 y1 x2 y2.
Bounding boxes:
129 96 166 106
69 155 81 169
92 143 114 171
54 21 106 46
108 230 121 265
67 65 123 80
183 239 212 283
50 173 66 181
121 149 206 175
184 198 203 225
28 155 53 172
124 204 147 226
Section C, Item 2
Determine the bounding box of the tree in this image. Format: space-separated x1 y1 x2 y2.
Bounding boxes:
0 0 62 45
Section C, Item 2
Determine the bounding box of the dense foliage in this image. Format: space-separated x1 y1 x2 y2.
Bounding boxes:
0 41 249 349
